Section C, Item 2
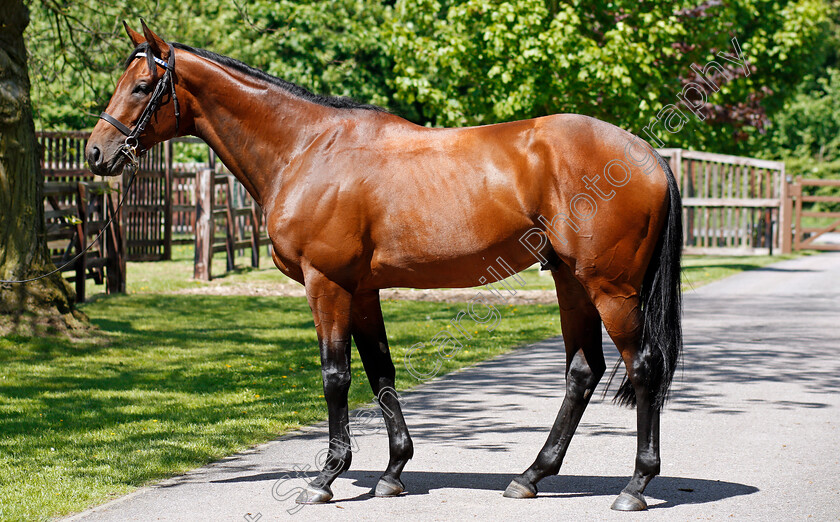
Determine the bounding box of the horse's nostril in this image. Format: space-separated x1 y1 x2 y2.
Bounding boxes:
90 146 102 166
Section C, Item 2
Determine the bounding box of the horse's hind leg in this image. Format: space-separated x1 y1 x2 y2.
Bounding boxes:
595 293 660 511
350 290 413 497
504 265 605 498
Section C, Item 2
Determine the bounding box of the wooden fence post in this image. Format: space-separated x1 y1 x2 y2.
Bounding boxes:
224 177 235 272
793 177 803 251
779 166 792 254
194 168 214 281
164 140 173 260
668 149 683 187
74 182 87 303
251 200 260 268
106 178 126 293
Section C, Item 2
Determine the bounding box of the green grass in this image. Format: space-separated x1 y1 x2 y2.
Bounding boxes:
124 244 292 294
510 254 803 292
0 294 556 520
0 247 804 519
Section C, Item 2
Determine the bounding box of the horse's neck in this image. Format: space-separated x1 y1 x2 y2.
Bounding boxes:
183 58 332 206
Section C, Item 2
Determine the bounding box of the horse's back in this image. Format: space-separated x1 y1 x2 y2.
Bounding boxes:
273 112 671 291
368 113 670 268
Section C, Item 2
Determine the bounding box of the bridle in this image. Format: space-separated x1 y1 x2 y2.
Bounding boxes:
1 44 181 286
99 43 180 169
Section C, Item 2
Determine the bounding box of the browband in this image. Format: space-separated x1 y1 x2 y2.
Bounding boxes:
98 43 180 148
135 52 169 69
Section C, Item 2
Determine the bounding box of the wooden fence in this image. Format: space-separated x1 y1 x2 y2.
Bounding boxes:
38 131 125 302
37 131 171 261
193 169 266 281
658 149 787 255
37 131 268 287
789 178 840 251
124 141 171 261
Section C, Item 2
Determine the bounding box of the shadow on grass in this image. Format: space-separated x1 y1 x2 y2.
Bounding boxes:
0 293 558 503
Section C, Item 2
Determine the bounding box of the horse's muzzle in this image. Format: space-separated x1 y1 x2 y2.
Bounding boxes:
85 141 125 177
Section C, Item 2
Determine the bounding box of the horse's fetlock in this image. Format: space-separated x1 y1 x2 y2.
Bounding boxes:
636 452 660 476
393 433 414 461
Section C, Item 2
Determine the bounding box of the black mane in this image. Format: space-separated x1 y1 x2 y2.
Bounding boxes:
125 42 387 113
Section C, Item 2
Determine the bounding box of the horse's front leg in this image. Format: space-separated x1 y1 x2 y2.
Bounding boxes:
296 267 354 504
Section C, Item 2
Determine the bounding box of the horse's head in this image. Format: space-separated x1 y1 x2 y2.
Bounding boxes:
86 21 182 176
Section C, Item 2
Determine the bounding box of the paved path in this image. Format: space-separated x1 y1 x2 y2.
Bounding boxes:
67 253 840 521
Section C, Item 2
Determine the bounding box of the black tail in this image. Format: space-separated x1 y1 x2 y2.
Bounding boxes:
611 152 683 411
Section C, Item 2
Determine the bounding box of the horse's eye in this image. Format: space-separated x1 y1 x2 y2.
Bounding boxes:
132 83 151 96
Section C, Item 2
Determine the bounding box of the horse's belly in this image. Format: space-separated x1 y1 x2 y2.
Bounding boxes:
367 233 542 290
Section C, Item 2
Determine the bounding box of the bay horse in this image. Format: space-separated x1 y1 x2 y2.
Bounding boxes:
86 22 682 511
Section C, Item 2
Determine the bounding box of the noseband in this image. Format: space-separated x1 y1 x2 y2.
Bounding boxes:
99 43 180 168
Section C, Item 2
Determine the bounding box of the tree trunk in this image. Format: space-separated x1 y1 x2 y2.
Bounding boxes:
0 0 85 334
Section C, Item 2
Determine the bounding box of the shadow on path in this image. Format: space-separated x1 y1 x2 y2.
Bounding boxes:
212 469 758 508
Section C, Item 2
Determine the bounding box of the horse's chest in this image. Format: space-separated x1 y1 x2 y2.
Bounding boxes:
263 212 305 281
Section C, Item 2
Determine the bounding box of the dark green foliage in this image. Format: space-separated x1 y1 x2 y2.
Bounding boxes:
24 1 837 159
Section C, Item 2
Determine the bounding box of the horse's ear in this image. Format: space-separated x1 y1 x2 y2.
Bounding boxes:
140 19 170 59
124 21 145 47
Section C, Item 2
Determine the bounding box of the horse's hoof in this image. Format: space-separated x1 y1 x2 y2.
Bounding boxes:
503 479 537 498
295 484 333 504
372 476 405 497
610 491 648 511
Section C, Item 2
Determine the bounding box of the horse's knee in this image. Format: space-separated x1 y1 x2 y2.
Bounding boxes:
322 366 351 401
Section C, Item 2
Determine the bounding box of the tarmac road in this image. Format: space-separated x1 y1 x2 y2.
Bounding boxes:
66 252 840 521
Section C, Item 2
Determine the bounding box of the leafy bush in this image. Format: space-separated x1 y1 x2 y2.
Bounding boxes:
26 0 835 160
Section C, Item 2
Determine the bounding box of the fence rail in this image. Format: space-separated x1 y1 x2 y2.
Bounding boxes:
790 178 840 251
658 149 786 255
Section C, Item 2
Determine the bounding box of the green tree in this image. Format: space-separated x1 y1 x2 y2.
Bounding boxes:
26 0 408 129
24 0 835 160
754 0 840 210
767 68 840 162
761 69 840 210
25 0 152 129
220 1 399 112
386 0 833 153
